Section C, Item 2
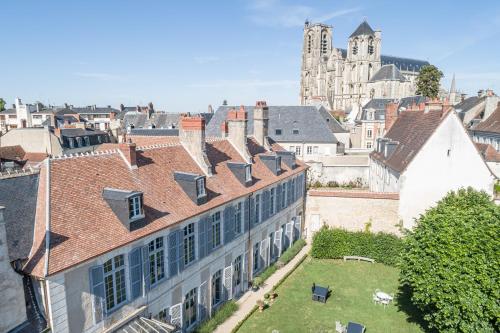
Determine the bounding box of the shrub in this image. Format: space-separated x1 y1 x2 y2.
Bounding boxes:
278 239 306 265
400 188 499 332
311 227 402 266
195 300 238 333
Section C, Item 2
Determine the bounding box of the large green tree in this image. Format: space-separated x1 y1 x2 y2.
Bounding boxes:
415 64 443 98
0 98 5 111
400 188 499 332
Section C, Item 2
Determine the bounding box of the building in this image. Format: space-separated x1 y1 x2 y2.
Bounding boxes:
369 100 494 229
350 96 426 149
0 145 47 171
300 20 429 111
17 108 306 332
455 89 499 127
206 102 347 160
469 102 500 151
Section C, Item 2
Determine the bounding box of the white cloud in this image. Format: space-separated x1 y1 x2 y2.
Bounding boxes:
73 72 122 81
247 0 362 28
186 79 298 88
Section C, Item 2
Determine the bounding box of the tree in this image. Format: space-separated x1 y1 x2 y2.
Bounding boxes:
415 64 443 98
400 188 499 332
0 98 5 111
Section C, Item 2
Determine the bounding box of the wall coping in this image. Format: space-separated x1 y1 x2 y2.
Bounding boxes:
308 189 399 200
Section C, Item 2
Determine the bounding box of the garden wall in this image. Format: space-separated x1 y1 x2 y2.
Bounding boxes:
305 189 401 238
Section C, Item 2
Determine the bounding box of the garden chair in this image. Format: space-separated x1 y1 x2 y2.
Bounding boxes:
372 293 380 304
380 298 390 308
335 321 346 333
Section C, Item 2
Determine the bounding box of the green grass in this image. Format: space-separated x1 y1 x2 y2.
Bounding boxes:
237 258 426 333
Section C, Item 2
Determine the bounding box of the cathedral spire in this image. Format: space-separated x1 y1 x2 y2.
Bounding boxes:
449 74 457 105
450 74 456 94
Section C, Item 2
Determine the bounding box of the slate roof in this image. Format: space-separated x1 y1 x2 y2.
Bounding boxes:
129 128 179 136
454 96 481 112
71 106 119 114
0 173 39 262
475 143 500 162
350 21 375 38
337 49 428 72
360 96 426 121
123 112 182 129
369 64 406 82
471 103 500 134
206 106 340 143
0 108 16 115
24 137 306 277
59 128 107 137
370 109 450 173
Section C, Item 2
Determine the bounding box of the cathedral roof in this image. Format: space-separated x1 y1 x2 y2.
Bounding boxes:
369 64 407 82
337 48 429 73
349 21 375 38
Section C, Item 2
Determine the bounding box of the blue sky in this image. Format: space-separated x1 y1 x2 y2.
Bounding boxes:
1 0 500 112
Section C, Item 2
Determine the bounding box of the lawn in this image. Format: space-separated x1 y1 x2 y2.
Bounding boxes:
237 258 426 333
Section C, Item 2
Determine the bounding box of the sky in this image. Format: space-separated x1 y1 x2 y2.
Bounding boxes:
1 0 500 113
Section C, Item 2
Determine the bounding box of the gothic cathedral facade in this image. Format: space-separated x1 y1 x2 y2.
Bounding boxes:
300 21 429 111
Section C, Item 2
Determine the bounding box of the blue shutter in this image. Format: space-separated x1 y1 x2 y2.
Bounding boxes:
168 232 178 277
276 184 282 212
142 245 151 292
198 216 208 260
129 247 143 300
207 216 213 253
223 206 233 245
287 180 293 206
263 190 270 221
178 230 185 272
249 197 255 229
89 265 105 323
244 197 250 232
282 182 287 208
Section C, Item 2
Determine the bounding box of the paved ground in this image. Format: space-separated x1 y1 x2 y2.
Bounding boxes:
213 244 311 333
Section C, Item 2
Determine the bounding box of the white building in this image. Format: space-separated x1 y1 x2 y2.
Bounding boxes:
369 101 494 229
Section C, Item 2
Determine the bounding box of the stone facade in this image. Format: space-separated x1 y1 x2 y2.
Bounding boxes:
300 21 428 111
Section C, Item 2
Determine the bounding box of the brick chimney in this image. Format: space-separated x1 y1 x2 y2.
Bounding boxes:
227 106 252 163
384 102 399 133
253 101 270 149
179 115 213 176
220 121 228 137
118 141 137 169
424 98 442 113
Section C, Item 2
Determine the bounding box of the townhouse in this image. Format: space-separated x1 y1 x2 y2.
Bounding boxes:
20 102 307 332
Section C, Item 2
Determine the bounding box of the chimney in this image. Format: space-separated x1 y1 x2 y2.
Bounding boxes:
179 115 213 176
483 92 499 120
54 127 61 137
226 106 252 163
64 103 68 109
461 93 467 102
120 104 125 112
424 98 442 113
384 102 398 133
208 105 214 114
118 142 137 169
220 121 228 137
253 101 270 148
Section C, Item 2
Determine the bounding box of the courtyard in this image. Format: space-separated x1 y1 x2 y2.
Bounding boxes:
236 258 426 333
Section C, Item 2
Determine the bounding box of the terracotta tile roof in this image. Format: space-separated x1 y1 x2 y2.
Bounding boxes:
475 143 500 162
0 145 48 167
308 189 399 200
370 110 448 173
24 138 306 277
472 103 500 134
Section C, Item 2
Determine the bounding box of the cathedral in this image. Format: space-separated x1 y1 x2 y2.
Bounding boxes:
300 20 429 111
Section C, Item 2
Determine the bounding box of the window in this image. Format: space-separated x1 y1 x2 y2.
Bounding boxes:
366 142 372 149
321 32 328 54
128 195 143 219
184 288 197 328
148 237 165 285
76 137 83 147
255 194 260 224
184 223 195 265
352 40 358 55
98 135 102 144
253 242 260 274
307 33 312 53
196 177 206 198
270 188 275 215
103 255 127 312
275 129 282 135
281 183 286 208
307 146 313 155
313 146 319 154
234 202 242 234
211 212 221 248
158 308 168 323
269 232 275 260
68 138 75 149
84 136 90 146
245 165 252 182
295 146 301 156
233 255 242 288
212 270 222 306
368 37 374 55
292 129 299 135
367 129 373 138
276 156 282 173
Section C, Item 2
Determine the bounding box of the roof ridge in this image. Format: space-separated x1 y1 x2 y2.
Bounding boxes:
51 149 119 160
0 167 40 180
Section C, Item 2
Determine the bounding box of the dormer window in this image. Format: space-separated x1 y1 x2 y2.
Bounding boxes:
260 154 282 176
128 195 143 219
196 177 206 198
245 165 252 182
276 156 282 173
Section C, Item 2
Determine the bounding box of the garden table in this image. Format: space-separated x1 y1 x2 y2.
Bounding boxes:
376 291 393 301
346 322 365 333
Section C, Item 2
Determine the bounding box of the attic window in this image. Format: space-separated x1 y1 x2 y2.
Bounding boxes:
196 177 206 198
245 165 252 182
292 129 299 135
276 156 282 173
128 195 143 219
275 129 282 135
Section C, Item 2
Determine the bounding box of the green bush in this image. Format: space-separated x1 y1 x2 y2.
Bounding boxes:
253 264 277 286
278 238 306 265
311 227 402 266
195 300 238 333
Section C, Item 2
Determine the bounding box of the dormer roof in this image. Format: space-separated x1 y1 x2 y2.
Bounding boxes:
349 21 375 38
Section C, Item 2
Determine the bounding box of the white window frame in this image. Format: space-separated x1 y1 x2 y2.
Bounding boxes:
128 195 143 219
211 212 221 248
103 254 127 312
306 146 313 155
184 223 196 266
148 237 165 286
295 146 301 156
211 269 222 306
196 177 206 198
270 188 275 215
245 165 252 182
234 202 242 235
367 129 373 139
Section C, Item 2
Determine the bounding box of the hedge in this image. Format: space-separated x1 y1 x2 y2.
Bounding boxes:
278 238 306 266
194 300 238 333
311 227 402 266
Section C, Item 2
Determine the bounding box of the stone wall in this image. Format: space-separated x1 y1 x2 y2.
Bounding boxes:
304 190 401 239
307 155 369 186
